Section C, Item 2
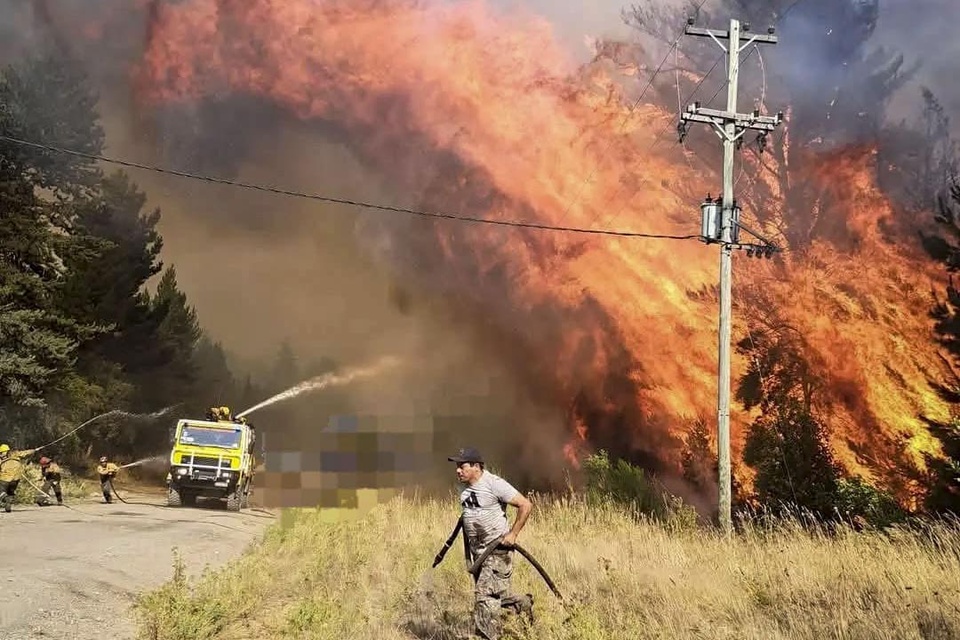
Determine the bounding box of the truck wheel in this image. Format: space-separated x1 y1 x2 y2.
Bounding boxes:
226 490 241 512
240 487 249 509
167 486 182 507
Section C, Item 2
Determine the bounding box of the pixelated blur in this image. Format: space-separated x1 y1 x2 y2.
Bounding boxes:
257 413 458 518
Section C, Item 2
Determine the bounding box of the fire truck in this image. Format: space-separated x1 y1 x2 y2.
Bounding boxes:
165 406 256 512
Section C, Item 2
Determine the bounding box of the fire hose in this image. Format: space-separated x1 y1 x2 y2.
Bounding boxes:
432 516 563 601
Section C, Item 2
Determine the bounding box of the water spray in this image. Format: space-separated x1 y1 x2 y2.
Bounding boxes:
35 405 180 452
119 455 168 470
235 355 401 419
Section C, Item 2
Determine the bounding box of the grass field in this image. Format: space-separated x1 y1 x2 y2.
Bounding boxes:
133 488 960 640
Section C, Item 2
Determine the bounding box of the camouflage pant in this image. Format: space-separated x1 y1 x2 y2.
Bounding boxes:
472 549 533 640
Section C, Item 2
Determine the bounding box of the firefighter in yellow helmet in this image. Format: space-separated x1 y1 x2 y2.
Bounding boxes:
218 406 232 422
96 455 120 504
0 443 37 513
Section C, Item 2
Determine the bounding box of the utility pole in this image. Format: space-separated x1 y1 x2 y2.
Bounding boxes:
679 16 783 534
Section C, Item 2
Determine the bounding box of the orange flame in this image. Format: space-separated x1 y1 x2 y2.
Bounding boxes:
128 0 951 499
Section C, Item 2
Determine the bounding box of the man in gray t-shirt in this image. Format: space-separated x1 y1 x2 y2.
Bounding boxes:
448 447 534 639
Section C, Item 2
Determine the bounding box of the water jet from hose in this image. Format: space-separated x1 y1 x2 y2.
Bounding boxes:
235 355 402 419
119 455 168 470
36 405 181 452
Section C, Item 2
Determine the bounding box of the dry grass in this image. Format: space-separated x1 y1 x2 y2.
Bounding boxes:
133 490 960 640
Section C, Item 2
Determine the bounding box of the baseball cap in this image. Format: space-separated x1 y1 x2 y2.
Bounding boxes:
447 447 484 464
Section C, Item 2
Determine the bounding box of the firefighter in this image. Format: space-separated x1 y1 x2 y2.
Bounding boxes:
206 407 221 421
0 443 37 513
36 456 64 506
96 455 120 504
218 406 232 422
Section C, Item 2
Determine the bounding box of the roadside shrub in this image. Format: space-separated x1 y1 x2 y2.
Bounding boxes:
582 449 698 530
833 476 908 529
134 550 227 640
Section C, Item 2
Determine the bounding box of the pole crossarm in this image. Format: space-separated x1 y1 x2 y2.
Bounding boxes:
682 105 782 131
684 25 778 49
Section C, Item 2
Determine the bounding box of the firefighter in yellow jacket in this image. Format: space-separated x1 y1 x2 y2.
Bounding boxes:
36 456 64 506
0 444 37 513
97 456 120 504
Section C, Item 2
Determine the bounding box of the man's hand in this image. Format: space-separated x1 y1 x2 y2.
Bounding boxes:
501 531 518 548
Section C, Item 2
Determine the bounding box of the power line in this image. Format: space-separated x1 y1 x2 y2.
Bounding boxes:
0 134 700 241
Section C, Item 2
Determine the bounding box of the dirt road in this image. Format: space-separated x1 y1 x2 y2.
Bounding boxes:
0 487 275 640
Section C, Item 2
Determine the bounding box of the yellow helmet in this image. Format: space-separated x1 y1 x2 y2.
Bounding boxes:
0 444 9 454
219 406 231 420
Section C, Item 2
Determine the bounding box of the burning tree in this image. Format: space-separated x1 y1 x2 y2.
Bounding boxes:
618 0 952 515
15 0 956 514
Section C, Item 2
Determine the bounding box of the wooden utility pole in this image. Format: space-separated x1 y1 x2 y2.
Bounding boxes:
680 16 783 534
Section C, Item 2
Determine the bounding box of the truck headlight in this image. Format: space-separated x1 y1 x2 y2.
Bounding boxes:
176 467 188 476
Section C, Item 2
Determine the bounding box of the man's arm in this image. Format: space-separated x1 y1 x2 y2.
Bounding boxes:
501 491 533 547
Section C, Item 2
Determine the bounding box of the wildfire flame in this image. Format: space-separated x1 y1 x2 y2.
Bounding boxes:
92 0 953 499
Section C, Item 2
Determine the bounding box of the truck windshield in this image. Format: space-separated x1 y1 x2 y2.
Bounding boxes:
179 426 242 449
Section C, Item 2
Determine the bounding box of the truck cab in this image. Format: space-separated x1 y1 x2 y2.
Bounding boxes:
165 415 255 511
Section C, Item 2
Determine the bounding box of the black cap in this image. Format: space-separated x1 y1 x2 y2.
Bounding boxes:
447 447 484 464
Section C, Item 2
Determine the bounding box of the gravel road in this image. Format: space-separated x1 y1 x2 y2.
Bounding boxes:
0 486 275 640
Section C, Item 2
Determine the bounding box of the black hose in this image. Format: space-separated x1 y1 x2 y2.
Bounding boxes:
433 516 464 568
512 544 563 601
434 524 563 601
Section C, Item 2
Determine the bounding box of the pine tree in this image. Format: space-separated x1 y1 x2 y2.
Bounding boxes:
0 50 107 410
143 265 202 400
190 335 238 412
680 417 717 491
742 399 841 518
0 46 253 459
735 329 842 517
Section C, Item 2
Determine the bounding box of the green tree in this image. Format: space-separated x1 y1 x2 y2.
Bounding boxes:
680 417 717 491
189 335 238 412
50 171 165 442
0 50 107 413
58 170 163 332
834 475 907 528
0 46 255 462
742 399 841 518
736 328 842 517
137 266 202 405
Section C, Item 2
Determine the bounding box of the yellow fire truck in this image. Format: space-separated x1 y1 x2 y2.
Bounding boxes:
165 407 255 511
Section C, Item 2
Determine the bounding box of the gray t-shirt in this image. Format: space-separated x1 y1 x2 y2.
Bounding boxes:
460 471 519 556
